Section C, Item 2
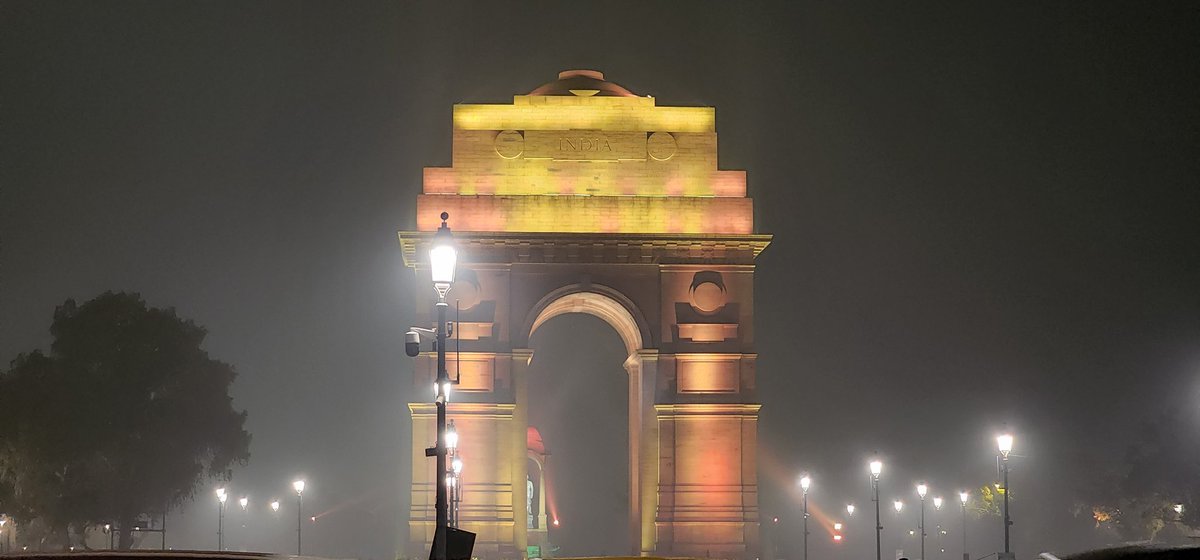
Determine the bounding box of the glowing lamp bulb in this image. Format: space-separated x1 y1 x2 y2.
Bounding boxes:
846 504 856 516
959 491 969 505
933 496 943 510
833 535 843 542
799 475 811 491
552 519 560 527
452 457 463 475
1175 504 1184 514
446 421 459 450
870 460 883 478
271 500 280 513
917 483 928 498
293 479 306 494
239 497 248 510
430 213 457 297
894 500 903 512
833 522 843 531
997 433 1014 458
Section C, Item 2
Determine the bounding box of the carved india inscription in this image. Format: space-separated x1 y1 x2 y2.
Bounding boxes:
523 130 646 161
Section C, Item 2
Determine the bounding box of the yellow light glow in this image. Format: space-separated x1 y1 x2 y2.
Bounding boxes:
453 101 714 133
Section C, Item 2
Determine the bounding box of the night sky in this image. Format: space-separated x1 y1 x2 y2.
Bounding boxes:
3 2 1199 558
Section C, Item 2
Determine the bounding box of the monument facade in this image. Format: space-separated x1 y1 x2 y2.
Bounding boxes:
401 70 770 559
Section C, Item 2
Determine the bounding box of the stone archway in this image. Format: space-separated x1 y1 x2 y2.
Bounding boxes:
401 70 770 559
521 286 657 555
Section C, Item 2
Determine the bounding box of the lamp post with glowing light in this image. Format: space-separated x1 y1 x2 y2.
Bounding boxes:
870 460 883 560
997 434 1013 558
959 491 969 560
934 496 944 560
451 455 464 527
293 479 306 555
917 483 928 560
271 500 280 514
446 420 460 527
415 212 458 560
799 474 811 560
847 504 856 517
216 488 228 550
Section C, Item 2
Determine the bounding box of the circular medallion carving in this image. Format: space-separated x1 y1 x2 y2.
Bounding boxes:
647 132 677 161
690 281 726 314
494 130 524 159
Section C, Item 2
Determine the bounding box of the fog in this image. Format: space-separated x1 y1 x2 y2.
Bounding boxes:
2 2 1199 559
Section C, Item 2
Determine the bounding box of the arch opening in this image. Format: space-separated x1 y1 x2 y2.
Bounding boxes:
526 287 649 357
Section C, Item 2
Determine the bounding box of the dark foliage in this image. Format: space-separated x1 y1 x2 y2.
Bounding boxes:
0 292 250 549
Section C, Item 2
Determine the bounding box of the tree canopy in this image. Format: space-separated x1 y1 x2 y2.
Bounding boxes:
0 292 250 549
1079 407 1200 543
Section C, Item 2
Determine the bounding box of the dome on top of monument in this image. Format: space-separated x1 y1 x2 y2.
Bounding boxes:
529 69 637 97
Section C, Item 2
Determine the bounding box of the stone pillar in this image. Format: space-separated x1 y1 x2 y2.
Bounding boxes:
655 403 761 559
409 402 517 558
624 350 660 556
510 348 534 557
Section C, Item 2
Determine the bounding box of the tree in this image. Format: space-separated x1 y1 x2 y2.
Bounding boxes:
0 292 251 549
1079 407 1200 543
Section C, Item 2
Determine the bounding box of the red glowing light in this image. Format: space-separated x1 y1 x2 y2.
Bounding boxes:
833 535 843 542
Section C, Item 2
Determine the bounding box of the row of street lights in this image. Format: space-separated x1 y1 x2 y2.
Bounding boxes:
801 433 1015 560
215 479 306 554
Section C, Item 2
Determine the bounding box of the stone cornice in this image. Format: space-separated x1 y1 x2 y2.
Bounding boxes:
398 231 771 266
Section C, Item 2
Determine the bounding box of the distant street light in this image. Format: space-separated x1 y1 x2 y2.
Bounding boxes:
239 497 249 511
451 455 464 526
917 483 928 560
894 500 903 513
997 434 1014 558
799 474 812 560
446 420 459 451
934 496 943 510
270 500 280 514
847 504 856 517
870 460 883 560
294 479 306 555
959 491 970 560
216 488 228 550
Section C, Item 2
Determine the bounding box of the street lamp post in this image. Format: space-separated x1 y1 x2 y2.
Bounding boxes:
934 497 944 560
870 460 883 560
800 475 811 560
446 420 460 527
997 434 1014 559
427 212 457 560
958 491 969 560
451 455 464 528
917 483 928 560
294 479 306 555
216 488 227 551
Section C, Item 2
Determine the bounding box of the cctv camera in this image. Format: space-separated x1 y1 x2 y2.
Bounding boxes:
405 330 421 357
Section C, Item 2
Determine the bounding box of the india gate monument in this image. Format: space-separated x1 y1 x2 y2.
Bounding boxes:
400 70 770 559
